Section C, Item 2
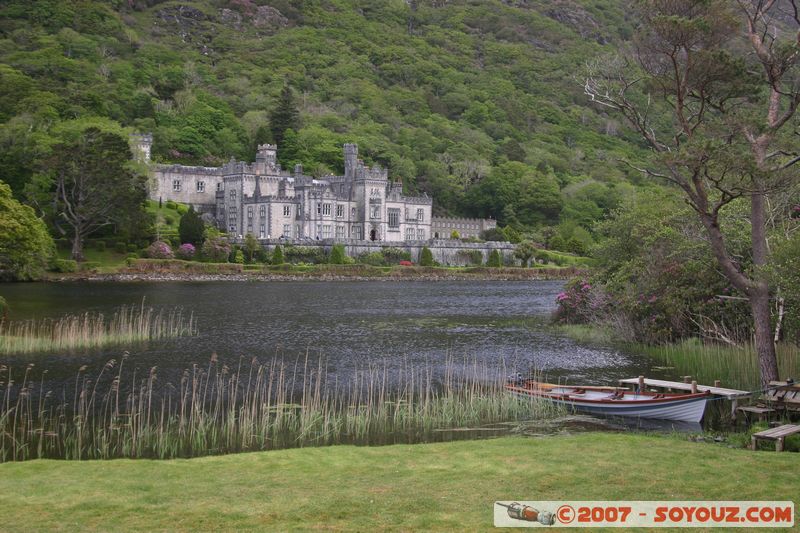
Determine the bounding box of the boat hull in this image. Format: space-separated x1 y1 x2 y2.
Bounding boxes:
508 386 710 423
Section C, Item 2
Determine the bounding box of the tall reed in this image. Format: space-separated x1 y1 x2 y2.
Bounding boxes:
0 355 559 462
643 339 800 391
0 303 196 355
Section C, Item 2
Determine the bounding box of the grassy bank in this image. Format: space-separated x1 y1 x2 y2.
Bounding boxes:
0 433 796 531
554 324 800 391
48 258 585 280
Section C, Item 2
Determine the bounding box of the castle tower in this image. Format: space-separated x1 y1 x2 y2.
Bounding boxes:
344 143 358 179
130 133 152 163
256 144 277 168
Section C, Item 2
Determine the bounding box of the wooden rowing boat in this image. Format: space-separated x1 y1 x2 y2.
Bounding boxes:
506 380 710 423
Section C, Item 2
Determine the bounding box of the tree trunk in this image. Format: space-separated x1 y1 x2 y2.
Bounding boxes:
699 189 780 388
751 286 779 387
71 229 84 262
750 188 779 387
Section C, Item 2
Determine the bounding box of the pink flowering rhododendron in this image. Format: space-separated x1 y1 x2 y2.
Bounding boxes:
176 243 196 260
553 278 597 324
146 240 174 259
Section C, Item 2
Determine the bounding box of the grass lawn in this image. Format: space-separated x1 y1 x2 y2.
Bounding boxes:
145 199 183 235
0 433 796 531
55 246 130 270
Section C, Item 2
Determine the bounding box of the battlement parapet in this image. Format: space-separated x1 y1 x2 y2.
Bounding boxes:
155 164 222 175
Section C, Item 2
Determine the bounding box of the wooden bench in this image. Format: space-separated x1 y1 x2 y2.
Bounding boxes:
751 424 800 452
750 381 800 411
737 381 799 420
736 405 776 422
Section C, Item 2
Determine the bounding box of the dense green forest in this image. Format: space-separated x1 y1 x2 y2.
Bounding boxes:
0 0 652 250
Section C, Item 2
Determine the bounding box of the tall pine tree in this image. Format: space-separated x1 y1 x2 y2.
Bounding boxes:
269 84 299 163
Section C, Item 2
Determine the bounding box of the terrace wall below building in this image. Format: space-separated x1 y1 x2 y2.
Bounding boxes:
238 238 516 266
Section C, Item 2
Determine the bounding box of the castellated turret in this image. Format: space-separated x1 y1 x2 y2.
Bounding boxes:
344 143 358 179
256 143 278 168
130 133 152 163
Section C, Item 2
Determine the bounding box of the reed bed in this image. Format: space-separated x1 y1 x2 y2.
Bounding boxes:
643 339 800 391
0 303 195 355
0 355 559 462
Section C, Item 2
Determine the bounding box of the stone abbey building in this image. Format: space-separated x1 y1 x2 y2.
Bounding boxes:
133 135 438 242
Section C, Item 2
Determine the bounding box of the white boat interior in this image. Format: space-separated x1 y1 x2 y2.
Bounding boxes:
549 387 655 401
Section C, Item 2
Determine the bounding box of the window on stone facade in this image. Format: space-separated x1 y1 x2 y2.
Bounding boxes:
370 205 380 219
352 226 362 240
417 208 424 222
316 224 322 238
388 208 400 228
229 225 236 232
259 224 266 238
351 207 356 219
173 180 182 192
417 229 425 240
336 204 344 218
283 205 291 217
295 225 301 238
335 225 345 239
260 205 266 217
317 203 321 215
196 181 205 192
370 187 380 197
322 203 331 216
229 213 236 223
247 207 253 219
247 224 253 234
405 228 415 240
322 225 332 238
283 224 291 238
404 208 409 220
229 189 236 200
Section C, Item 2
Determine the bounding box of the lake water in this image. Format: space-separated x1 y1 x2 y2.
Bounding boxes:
1 280 662 391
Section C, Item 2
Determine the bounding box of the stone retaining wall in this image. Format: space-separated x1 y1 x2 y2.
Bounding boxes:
238 238 516 266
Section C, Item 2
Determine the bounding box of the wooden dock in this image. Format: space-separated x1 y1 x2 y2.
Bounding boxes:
618 377 751 416
618 377 750 399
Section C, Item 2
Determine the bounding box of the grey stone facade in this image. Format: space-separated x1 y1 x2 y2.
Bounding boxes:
431 217 496 239
134 134 500 246
211 143 433 242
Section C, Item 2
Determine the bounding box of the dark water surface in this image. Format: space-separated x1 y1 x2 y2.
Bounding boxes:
1 280 660 388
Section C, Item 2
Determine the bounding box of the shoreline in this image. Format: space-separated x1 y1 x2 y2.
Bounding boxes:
42 266 584 283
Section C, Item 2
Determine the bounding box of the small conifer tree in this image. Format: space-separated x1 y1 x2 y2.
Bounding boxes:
243 233 259 262
419 246 434 266
486 249 502 267
329 243 346 264
271 245 284 265
179 206 206 246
